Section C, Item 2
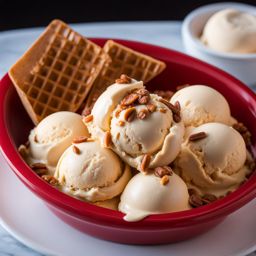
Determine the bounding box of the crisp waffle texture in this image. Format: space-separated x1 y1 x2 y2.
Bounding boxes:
82 40 166 115
9 20 110 124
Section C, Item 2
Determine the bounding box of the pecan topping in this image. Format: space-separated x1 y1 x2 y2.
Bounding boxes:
159 98 179 114
160 175 170 185
42 175 59 186
189 194 204 208
245 159 256 171
173 113 181 123
34 135 38 143
115 108 122 118
121 93 139 106
154 166 173 178
159 108 167 113
103 131 112 148
124 107 136 122
72 145 80 154
115 74 132 84
73 136 88 144
118 120 125 126
154 90 174 101
18 145 27 158
189 132 207 142
174 101 181 111
201 194 218 204
83 114 93 123
140 154 151 172
232 122 252 147
137 109 149 120
138 95 150 105
134 88 149 96
146 103 157 113
30 163 47 170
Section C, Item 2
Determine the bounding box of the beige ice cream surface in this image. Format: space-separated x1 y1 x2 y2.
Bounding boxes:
89 80 184 171
170 85 231 127
201 9 256 53
55 140 131 202
27 111 89 174
175 122 247 196
119 172 190 222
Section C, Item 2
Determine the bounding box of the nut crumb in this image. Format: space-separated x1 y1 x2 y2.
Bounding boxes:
160 175 169 185
42 175 59 186
154 166 173 178
118 120 125 126
146 103 157 113
189 132 207 142
137 109 149 120
72 145 80 154
73 136 88 144
124 107 136 122
159 108 167 113
140 154 151 172
83 114 93 123
103 131 112 148
121 93 139 106
115 74 132 84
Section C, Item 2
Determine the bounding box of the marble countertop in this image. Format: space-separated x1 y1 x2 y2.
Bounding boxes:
0 21 255 256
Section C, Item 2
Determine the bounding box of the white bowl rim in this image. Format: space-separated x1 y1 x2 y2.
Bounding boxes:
182 2 256 60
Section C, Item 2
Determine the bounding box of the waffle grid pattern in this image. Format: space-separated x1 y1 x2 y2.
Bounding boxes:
20 21 109 122
83 40 166 114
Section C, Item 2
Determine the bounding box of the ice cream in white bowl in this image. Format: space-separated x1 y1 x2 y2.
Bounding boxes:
182 2 256 87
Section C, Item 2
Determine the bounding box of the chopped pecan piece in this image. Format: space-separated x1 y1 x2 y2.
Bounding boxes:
115 74 132 84
124 107 136 122
137 109 149 120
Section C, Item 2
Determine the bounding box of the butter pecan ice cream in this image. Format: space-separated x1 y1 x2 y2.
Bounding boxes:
119 169 190 222
174 122 250 197
170 85 231 127
88 76 184 172
55 140 131 202
22 111 89 174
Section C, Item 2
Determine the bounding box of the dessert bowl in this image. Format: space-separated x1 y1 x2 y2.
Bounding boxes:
182 2 256 87
0 38 255 244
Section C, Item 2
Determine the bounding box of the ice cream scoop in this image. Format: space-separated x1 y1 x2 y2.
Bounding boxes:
201 9 256 53
119 172 190 222
88 78 184 171
175 122 248 197
55 140 131 202
170 85 231 127
26 111 89 174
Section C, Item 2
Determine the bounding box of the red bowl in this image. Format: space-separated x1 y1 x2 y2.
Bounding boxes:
0 39 256 244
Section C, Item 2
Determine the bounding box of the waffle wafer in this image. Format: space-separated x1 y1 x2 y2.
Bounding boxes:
9 19 110 124
82 40 166 116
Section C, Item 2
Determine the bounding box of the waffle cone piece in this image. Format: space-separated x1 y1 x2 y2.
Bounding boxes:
82 40 166 116
9 19 110 124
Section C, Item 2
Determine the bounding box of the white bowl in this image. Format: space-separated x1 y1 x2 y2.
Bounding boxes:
182 2 256 88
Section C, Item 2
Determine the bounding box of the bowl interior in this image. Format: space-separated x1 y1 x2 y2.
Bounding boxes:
1 38 256 223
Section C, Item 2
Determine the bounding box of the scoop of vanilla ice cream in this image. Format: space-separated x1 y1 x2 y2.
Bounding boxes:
55 140 131 202
119 172 190 222
111 94 173 156
201 9 256 53
27 111 89 173
175 122 247 197
170 85 231 127
89 80 184 171
91 79 144 132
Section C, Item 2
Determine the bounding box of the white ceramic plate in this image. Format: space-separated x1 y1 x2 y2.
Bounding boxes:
0 152 255 256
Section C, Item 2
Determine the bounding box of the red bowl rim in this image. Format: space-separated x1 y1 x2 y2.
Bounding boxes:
0 38 255 227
